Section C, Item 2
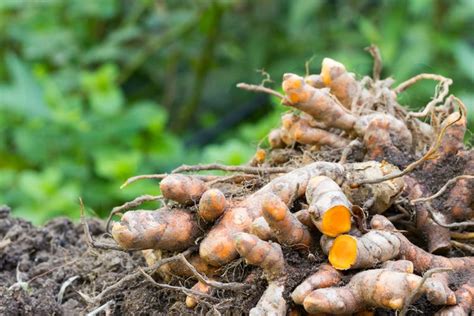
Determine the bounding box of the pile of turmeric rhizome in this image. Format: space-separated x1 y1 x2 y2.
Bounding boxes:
108 49 473 315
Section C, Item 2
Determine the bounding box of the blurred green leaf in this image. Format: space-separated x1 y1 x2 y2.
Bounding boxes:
0 53 50 118
93 149 142 180
454 42 474 82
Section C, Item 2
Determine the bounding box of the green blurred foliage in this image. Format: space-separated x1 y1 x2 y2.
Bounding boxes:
0 0 472 223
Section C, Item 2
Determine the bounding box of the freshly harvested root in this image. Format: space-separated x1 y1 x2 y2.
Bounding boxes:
357 113 413 164
158 254 218 279
234 232 285 281
280 113 349 148
304 74 325 88
281 73 357 132
370 215 474 273
268 129 285 149
199 161 344 266
111 208 200 251
404 176 451 254
445 151 474 221
234 233 287 316
291 263 342 305
160 174 208 205
198 189 227 222
153 161 402 267
332 215 474 273
305 176 352 237
250 216 276 241
199 207 254 267
108 51 474 315
262 193 313 248
250 282 286 316
325 230 401 270
342 161 404 214
142 249 171 280
320 57 359 109
424 112 467 171
303 268 456 314
435 276 474 316
186 281 212 308
199 162 404 266
416 205 452 254
294 209 313 228
381 259 414 273
250 148 267 166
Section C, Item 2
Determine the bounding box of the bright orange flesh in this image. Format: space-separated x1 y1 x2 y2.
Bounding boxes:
321 205 351 237
328 234 357 270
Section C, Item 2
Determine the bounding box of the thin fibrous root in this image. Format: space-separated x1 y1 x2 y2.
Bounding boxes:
87 300 115 316
425 205 474 229
365 44 382 81
79 198 126 251
138 267 220 302
145 252 217 281
394 73 452 119
410 175 474 204
451 241 474 254
91 247 194 303
172 163 292 175
177 254 249 291
451 232 474 240
120 173 216 189
236 82 285 100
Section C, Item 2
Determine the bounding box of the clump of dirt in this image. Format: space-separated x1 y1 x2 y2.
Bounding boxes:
0 204 140 314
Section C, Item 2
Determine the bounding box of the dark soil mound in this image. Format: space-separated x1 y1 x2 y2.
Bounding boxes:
0 205 182 315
